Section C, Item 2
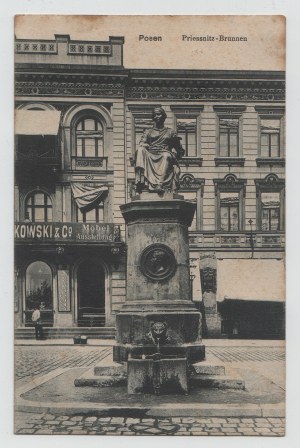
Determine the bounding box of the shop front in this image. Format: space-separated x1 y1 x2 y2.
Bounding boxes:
216 258 285 339
14 222 125 331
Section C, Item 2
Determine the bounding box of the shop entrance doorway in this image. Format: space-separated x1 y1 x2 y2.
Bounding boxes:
77 261 105 327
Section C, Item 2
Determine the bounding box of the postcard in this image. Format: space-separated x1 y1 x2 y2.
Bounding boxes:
14 15 285 437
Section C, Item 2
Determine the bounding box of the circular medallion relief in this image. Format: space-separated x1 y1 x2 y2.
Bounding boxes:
140 244 177 281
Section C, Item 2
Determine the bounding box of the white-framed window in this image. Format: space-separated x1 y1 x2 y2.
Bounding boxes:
176 117 197 157
75 116 104 158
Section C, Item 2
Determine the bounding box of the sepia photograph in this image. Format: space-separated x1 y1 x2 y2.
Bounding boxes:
13 14 286 437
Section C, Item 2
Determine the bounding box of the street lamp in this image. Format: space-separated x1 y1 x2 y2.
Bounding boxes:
248 218 255 258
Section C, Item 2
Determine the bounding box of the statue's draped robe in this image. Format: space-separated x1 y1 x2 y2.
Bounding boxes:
135 127 183 191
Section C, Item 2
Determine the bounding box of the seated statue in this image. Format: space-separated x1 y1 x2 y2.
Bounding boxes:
135 107 184 193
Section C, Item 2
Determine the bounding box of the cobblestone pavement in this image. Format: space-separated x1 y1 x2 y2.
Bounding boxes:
14 413 285 436
15 346 111 383
15 345 285 383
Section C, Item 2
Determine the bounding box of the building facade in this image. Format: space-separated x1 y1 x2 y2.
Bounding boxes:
14 35 285 338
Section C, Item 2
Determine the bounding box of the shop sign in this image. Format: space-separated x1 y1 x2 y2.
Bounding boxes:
14 222 121 243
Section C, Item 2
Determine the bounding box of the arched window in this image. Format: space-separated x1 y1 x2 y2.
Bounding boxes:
25 261 53 311
75 116 104 157
25 192 52 222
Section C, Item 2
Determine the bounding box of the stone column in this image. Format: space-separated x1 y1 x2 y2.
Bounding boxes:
199 254 221 337
55 265 73 327
113 192 205 363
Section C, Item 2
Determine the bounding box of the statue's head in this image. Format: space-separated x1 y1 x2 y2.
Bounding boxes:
152 107 167 124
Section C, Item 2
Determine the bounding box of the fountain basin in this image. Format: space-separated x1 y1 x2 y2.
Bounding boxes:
127 355 188 395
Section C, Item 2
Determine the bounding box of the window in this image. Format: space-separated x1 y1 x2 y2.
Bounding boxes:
170 106 203 165
25 192 52 222
219 118 239 157
75 202 104 223
220 192 239 231
255 174 285 231
76 117 104 157
214 106 245 165
176 117 197 157
261 192 280 231
25 261 53 310
182 191 197 231
214 174 246 231
255 107 285 165
179 174 205 231
260 118 280 158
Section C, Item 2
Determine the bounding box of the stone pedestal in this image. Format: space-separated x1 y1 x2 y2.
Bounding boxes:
113 193 205 374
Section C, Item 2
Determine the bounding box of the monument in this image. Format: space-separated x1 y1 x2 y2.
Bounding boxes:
75 107 244 394
113 107 205 394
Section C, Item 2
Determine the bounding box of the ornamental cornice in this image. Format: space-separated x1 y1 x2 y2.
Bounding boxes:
15 81 124 98
126 84 284 102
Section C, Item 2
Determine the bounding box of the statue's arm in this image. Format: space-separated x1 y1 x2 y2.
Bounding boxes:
171 132 185 159
138 129 150 149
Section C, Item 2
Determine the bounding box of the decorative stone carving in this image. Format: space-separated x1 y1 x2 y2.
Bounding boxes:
57 269 70 312
200 267 217 293
140 243 177 282
179 173 205 190
145 322 170 346
126 83 285 102
15 81 124 98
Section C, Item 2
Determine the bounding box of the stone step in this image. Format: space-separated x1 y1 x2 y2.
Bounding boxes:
191 361 226 376
15 327 116 339
190 374 245 390
94 363 126 377
74 368 126 387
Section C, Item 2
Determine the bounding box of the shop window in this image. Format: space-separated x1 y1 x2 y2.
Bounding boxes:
75 116 104 157
25 261 53 311
220 192 239 231
25 191 52 222
176 117 197 157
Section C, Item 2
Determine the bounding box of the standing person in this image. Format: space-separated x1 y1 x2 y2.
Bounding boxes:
32 305 44 340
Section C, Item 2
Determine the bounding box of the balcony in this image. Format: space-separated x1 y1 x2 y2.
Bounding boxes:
188 231 285 251
71 156 108 171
